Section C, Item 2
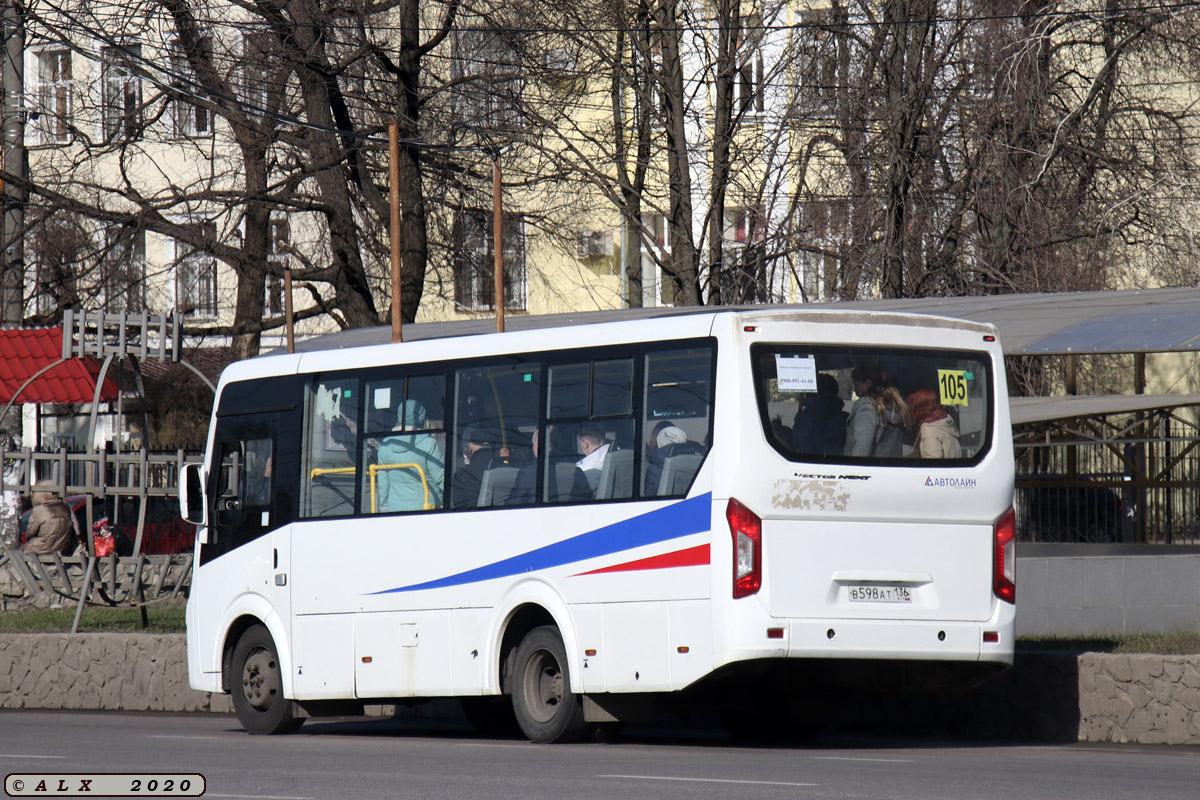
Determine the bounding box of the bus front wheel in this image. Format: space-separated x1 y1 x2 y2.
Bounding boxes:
230 624 304 735
510 626 589 743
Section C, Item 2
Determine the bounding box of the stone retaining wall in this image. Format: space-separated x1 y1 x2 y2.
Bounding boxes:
1076 653 1200 744
1 633 1197 744
0 634 230 713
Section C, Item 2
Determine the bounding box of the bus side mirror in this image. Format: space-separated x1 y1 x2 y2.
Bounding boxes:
180 463 207 527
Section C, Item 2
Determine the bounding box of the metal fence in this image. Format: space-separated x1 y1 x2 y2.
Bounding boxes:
1 448 203 618
1014 411 1200 545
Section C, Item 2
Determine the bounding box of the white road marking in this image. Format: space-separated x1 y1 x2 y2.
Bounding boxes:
207 794 315 800
811 756 914 763
0 754 69 759
147 734 225 740
600 774 818 787
459 742 534 749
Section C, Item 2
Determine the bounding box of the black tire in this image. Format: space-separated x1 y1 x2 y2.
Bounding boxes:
230 624 303 735
510 625 590 743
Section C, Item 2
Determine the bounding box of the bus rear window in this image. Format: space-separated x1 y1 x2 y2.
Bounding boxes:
751 344 993 465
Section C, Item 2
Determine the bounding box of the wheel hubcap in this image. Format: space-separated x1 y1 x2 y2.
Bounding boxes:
242 647 280 711
523 647 563 724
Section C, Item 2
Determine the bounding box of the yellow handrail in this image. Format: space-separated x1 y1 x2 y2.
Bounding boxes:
310 466 356 480
369 463 433 512
308 464 433 512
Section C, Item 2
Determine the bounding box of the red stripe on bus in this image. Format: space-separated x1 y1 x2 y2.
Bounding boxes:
574 544 710 576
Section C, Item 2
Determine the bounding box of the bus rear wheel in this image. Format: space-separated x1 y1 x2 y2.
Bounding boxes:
230 624 304 735
510 626 589 743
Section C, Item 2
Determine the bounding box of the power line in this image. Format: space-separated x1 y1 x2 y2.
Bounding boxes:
55 0 1200 37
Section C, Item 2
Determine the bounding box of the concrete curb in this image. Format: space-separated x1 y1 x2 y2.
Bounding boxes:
1 633 1197 744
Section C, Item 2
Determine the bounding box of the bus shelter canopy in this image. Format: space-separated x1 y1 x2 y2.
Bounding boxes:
287 286 1200 359
0 326 119 404
1010 393 1200 426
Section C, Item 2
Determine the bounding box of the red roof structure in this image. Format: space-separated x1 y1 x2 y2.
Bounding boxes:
0 326 120 404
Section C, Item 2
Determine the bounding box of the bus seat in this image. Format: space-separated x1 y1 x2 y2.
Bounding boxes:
595 449 634 500
553 461 578 501
478 466 521 508
657 452 703 496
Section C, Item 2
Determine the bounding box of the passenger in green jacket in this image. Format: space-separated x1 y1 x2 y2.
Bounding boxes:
377 399 445 512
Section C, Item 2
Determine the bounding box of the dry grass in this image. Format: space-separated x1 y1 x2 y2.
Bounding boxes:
0 603 186 634
1018 632 1200 655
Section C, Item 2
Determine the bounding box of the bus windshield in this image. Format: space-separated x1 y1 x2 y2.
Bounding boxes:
751 343 993 465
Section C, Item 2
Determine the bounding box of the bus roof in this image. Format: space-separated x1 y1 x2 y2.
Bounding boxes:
274 305 994 356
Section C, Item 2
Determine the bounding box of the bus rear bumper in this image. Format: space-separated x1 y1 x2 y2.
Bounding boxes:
786 618 1013 665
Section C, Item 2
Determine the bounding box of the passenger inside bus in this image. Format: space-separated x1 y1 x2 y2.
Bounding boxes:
845 360 912 458
377 399 445 512
790 373 847 456
450 425 497 509
644 422 705 496
575 422 610 494
906 388 963 459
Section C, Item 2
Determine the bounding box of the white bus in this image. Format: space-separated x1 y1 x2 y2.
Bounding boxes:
180 308 1016 742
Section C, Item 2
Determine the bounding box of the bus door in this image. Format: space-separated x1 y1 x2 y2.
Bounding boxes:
201 412 291 640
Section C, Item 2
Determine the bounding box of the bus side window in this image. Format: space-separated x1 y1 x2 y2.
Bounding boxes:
243 438 274 508
369 373 447 514
203 413 280 565
642 346 714 498
545 357 635 502
450 361 539 510
301 379 360 518
214 443 243 527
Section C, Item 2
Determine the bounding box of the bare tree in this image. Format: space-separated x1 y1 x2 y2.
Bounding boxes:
791 0 1200 308
13 0 1200 347
14 0 476 354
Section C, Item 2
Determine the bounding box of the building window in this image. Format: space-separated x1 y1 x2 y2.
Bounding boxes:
719 206 768 303
452 28 523 129
725 206 765 246
171 37 212 137
101 226 145 312
37 49 72 144
175 223 218 318
265 215 289 316
101 44 142 140
644 212 677 306
30 219 86 317
32 258 63 316
736 14 765 115
795 10 839 111
241 33 280 116
452 210 526 312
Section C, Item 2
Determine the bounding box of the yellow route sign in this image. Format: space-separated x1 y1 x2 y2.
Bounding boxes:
937 369 969 406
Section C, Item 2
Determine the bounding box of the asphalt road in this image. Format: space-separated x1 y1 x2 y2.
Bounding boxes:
0 710 1196 800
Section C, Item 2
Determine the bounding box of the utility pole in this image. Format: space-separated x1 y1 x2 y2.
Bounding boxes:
492 150 504 334
0 0 24 325
389 120 402 343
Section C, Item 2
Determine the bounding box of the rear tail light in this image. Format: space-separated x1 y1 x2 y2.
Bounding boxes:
727 498 762 598
993 506 1016 604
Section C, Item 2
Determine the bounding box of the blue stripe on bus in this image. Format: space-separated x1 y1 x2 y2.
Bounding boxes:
368 492 713 594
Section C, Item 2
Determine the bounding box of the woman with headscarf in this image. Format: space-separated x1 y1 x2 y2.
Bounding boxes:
844 360 912 458
377 399 445 512
907 388 962 459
